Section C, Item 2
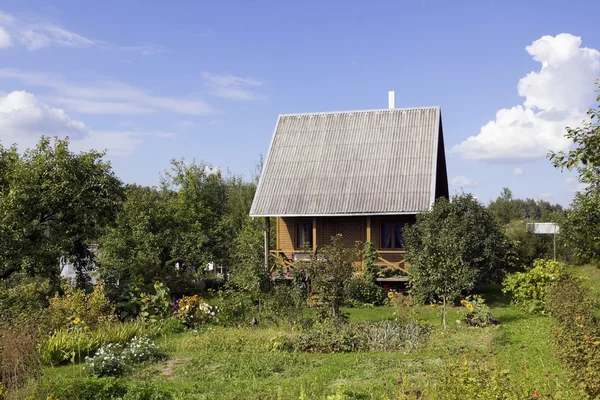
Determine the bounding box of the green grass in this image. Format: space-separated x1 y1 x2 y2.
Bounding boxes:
34 301 580 400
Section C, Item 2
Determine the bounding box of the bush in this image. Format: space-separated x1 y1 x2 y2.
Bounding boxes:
502 258 568 313
139 281 171 323
0 274 50 328
85 343 126 377
46 281 117 331
262 284 307 326
173 295 218 327
84 337 162 377
546 275 600 399
277 320 430 353
39 320 153 365
159 317 186 334
344 276 386 307
0 326 41 391
212 289 255 326
459 295 498 327
44 377 128 400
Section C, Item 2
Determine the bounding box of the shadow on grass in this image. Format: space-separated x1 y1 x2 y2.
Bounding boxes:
476 283 511 307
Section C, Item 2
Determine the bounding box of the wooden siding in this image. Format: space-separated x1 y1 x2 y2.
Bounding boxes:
275 215 415 267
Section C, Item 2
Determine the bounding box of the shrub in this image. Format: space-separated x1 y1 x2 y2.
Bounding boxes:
389 292 416 324
212 289 255 326
278 320 430 353
123 336 162 364
459 295 498 327
262 284 307 326
502 258 568 313
85 337 162 377
159 317 186 334
44 377 128 400
85 343 126 377
46 281 117 331
0 274 50 328
546 275 600 399
39 320 152 365
173 295 218 327
0 326 41 391
344 276 386 307
139 281 171 323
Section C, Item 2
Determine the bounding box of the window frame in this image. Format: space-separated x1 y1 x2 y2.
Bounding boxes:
294 221 313 250
379 221 406 250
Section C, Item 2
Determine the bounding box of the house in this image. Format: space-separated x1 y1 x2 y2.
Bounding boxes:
250 93 449 275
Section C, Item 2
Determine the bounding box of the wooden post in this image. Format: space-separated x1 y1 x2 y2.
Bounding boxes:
312 217 317 252
264 217 270 272
366 216 371 243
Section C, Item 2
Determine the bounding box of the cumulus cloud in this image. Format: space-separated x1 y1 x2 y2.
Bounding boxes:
514 168 523 176
452 34 600 162
0 26 12 48
202 72 263 100
0 90 171 156
451 175 478 187
0 68 214 115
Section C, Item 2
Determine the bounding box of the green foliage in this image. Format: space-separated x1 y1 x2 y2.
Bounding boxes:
46 281 117 331
550 80 600 264
212 289 256 326
39 320 153 365
139 282 171 323
158 317 186 335
459 295 498 327
0 137 124 283
344 275 386 307
546 275 600 399
362 241 378 277
44 377 129 400
173 295 219 327
277 320 430 353
0 274 50 328
405 194 508 329
502 259 568 313
261 284 308 327
488 187 564 225
228 218 271 299
84 337 162 377
308 234 361 320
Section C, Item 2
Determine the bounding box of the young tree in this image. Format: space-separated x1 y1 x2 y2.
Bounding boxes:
405 194 509 330
550 80 600 262
0 137 124 283
308 234 361 320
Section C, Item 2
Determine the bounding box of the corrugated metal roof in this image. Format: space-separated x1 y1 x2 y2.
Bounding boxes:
250 107 442 216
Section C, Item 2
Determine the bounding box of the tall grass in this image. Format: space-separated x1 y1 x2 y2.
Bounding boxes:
38 320 155 365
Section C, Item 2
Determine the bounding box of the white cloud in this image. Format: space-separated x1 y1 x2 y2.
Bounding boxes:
514 168 523 176
202 72 263 100
0 26 12 48
0 90 170 156
451 175 478 187
0 10 161 55
0 68 215 115
452 34 600 162
565 177 577 184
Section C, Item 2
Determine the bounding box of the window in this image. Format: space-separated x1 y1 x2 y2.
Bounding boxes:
380 222 406 249
296 222 313 249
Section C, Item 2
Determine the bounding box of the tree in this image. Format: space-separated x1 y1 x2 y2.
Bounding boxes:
550 79 600 262
0 137 124 283
405 194 509 330
308 234 361 320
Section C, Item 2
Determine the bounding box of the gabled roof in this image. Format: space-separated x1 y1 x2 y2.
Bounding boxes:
250 106 448 217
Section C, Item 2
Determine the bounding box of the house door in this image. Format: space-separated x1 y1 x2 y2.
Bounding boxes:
338 219 363 248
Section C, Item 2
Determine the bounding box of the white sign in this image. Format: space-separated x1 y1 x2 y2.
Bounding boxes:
526 223 559 234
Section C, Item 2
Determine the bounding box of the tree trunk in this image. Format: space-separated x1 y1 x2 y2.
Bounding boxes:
442 296 447 332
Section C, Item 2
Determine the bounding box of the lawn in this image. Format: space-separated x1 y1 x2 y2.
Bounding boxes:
38 300 580 399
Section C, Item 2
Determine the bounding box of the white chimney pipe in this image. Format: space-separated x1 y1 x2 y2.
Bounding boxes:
388 91 395 109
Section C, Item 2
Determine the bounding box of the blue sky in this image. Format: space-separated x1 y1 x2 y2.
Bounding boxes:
0 0 599 206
